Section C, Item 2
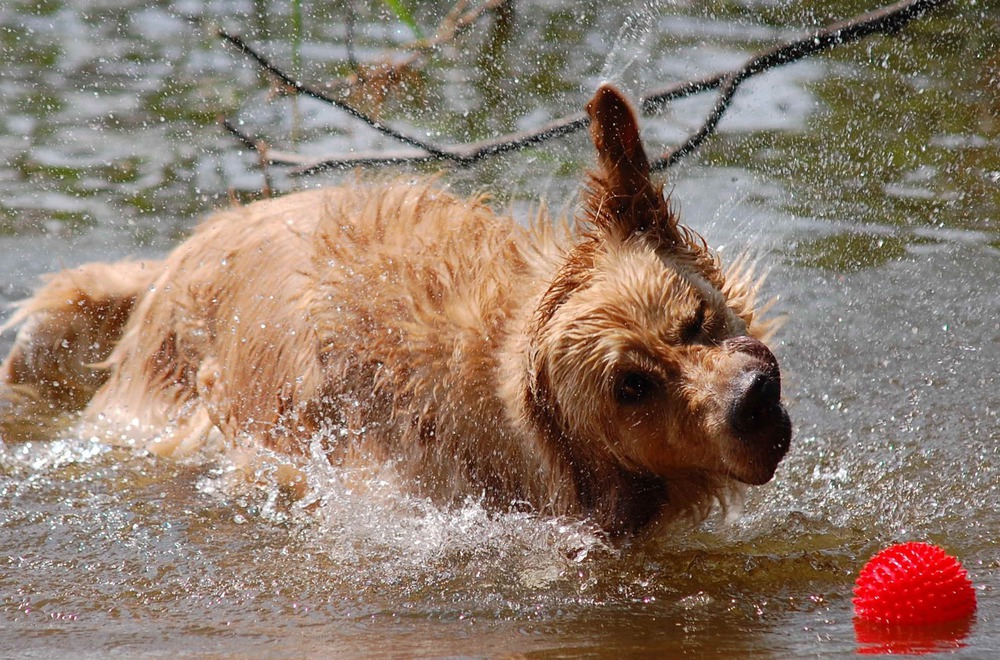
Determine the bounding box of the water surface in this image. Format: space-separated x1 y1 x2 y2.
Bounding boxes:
1 0 998 656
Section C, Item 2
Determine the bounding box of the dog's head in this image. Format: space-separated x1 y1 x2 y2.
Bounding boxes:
526 85 790 496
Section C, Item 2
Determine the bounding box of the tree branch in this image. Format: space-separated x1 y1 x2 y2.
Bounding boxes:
217 29 456 159
650 0 953 169
221 0 952 174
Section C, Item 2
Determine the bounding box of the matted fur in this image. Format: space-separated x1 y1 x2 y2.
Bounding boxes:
0 86 790 537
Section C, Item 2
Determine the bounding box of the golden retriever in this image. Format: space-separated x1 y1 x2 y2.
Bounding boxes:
0 85 791 537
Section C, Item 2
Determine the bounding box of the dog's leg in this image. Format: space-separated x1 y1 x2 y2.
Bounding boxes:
0 261 161 440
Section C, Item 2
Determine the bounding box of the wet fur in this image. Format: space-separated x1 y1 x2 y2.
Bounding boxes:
0 86 789 537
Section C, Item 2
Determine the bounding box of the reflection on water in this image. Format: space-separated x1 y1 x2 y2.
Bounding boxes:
1 0 998 656
854 618 974 655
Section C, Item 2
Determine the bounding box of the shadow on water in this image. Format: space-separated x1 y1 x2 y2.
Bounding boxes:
1 0 998 656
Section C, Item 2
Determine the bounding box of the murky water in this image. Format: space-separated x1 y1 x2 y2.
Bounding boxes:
2 0 998 656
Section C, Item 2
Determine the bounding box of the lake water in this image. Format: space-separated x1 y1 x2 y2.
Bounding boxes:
1 0 998 656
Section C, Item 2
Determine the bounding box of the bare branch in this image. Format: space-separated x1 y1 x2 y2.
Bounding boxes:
221 0 953 174
290 112 589 175
221 117 259 151
650 0 953 169
217 28 456 159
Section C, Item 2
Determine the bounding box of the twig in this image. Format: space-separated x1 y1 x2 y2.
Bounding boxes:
345 5 358 70
218 0 513 160
223 0 953 173
289 113 590 174
221 118 259 152
650 0 953 169
222 118 275 195
217 28 455 159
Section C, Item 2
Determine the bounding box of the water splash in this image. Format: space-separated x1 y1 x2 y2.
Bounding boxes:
189 427 618 615
0 435 111 475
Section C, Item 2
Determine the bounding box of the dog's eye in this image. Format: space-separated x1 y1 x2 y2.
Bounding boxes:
615 370 658 406
679 301 707 344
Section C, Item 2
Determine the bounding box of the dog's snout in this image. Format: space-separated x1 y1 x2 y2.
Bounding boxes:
729 369 782 435
725 336 786 439
723 335 779 374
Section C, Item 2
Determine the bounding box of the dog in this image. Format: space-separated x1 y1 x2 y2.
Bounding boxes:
0 85 791 537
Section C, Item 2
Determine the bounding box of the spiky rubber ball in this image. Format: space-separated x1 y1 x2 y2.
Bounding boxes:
853 542 976 625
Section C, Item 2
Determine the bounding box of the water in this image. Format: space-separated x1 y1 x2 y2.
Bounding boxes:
1 0 998 656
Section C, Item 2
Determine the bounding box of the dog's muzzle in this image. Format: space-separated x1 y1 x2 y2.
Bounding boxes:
723 336 792 483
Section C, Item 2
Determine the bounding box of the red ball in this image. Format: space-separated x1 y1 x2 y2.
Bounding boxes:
853 542 977 625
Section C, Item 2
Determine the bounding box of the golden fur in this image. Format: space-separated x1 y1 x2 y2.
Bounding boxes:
0 86 791 537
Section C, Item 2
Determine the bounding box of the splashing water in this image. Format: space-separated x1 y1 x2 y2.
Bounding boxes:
193 430 613 604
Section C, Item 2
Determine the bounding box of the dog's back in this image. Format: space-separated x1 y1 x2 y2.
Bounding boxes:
80 185 545 470
1 183 559 499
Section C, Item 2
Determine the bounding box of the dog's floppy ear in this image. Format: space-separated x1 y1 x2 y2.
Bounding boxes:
584 84 681 245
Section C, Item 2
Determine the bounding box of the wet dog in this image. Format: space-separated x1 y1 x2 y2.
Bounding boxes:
0 85 790 537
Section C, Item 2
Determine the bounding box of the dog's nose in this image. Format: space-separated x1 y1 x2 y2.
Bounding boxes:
723 336 785 436
729 369 782 435
723 335 779 372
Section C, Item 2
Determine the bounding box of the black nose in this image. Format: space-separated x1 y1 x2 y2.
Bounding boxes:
729 369 782 435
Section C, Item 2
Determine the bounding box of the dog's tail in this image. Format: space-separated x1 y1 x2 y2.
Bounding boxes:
0 260 161 441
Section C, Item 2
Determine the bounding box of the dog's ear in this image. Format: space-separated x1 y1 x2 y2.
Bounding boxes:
586 84 653 204
584 84 681 245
